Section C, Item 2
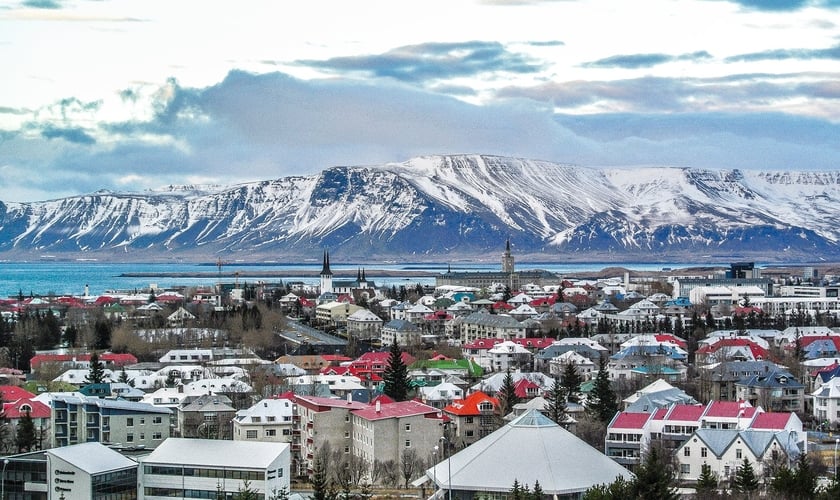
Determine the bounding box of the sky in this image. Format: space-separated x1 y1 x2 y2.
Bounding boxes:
1 0 840 203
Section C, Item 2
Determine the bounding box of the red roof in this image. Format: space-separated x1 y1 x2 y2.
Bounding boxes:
2 398 51 419
696 339 768 360
352 400 440 421
513 378 541 398
654 334 687 349
492 301 514 310
704 400 757 419
321 354 353 363
462 338 553 350
663 404 706 421
463 339 505 350
611 412 652 430
444 391 499 416
0 385 35 401
750 412 794 430
529 297 556 307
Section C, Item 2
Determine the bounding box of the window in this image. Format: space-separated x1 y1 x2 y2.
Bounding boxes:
126 418 134 427
126 434 134 442
405 424 411 432
701 447 708 458
684 447 690 457
140 433 145 440
405 440 411 448
344 446 350 454
153 432 162 440
344 431 350 438
345 415 350 423
253 417 261 422
246 430 258 439
465 417 474 424
736 448 742 459
283 429 292 436
465 430 474 437
153 416 163 424
680 464 690 475
266 429 276 437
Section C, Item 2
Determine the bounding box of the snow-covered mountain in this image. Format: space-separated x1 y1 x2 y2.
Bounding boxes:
2 154 840 262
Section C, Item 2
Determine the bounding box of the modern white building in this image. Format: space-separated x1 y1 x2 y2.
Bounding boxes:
139 438 291 499
46 442 138 500
813 377 840 425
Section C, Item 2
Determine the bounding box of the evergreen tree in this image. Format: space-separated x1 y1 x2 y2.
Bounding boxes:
581 476 634 500
498 369 521 417
587 355 618 423
532 480 544 500
311 455 330 500
15 410 38 452
382 341 410 401
695 463 718 498
733 458 760 496
85 351 106 384
632 446 677 500
544 376 567 426
561 362 582 403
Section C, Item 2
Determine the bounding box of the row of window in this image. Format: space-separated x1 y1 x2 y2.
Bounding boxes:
145 487 237 499
144 465 266 480
244 429 292 439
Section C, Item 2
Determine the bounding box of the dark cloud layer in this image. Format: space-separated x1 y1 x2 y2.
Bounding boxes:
582 51 713 69
297 41 544 83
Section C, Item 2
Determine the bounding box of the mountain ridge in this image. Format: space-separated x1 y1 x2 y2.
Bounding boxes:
1 154 839 263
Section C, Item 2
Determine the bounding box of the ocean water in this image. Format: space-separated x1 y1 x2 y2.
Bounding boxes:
0 260 716 298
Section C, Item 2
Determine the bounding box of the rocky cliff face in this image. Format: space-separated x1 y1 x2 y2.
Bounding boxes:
1 154 838 261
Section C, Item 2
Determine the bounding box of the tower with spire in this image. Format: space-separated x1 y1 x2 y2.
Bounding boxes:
501 238 515 274
320 250 333 294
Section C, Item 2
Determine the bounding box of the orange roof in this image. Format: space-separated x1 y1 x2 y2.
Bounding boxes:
443 391 499 416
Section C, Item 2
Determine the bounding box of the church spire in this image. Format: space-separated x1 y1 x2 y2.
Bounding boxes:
320 250 332 276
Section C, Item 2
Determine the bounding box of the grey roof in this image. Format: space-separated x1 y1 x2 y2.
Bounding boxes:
47 442 137 475
142 438 288 468
624 389 697 412
425 409 632 494
51 394 171 414
693 428 799 460
383 319 421 331
461 310 522 328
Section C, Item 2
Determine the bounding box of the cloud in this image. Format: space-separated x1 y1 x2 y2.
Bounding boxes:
3 70 840 203
296 41 543 83
726 44 840 62
716 0 840 11
39 125 96 144
582 51 713 69
496 72 840 115
22 0 63 9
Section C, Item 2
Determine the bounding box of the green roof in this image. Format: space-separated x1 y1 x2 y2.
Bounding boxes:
409 358 483 377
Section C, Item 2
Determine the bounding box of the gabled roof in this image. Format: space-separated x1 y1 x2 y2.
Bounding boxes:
750 412 796 430
704 400 757 419
3 398 51 419
0 385 35 401
444 391 498 416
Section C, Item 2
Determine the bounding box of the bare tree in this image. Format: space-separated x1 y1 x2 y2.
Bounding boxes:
400 449 422 489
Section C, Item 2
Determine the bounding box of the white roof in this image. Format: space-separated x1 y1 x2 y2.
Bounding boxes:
425 410 631 494
143 438 288 468
236 398 295 422
48 442 137 474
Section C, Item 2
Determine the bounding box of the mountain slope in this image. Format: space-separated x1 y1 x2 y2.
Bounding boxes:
1 154 839 262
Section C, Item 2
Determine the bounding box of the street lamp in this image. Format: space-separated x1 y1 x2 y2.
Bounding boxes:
439 437 452 500
2 458 9 500
432 445 438 499
834 438 839 478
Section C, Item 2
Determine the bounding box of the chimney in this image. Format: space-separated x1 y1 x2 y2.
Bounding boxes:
375 400 381 413
347 393 352 404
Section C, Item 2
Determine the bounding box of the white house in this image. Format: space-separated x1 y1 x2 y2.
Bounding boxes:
549 351 597 380
487 340 532 372
813 376 840 425
233 397 296 443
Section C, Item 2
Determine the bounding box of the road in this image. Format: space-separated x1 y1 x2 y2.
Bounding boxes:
276 318 348 347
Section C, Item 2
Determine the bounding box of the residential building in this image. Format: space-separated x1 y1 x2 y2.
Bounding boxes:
548 351 597 380
674 428 798 484
417 382 464 410
50 394 171 448
294 395 368 476
233 397 296 443
346 308 383 341
699 360 781 402
486 340 532 372
735 366 805 412
381 319 422 347
178 394 237 440
351 400 444 469
139 438 290 499
455 310 526 344
813 377 840 425
442 391 499 448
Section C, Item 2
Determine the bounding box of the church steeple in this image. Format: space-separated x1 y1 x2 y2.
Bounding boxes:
320 250 333 294
501 238 515 274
